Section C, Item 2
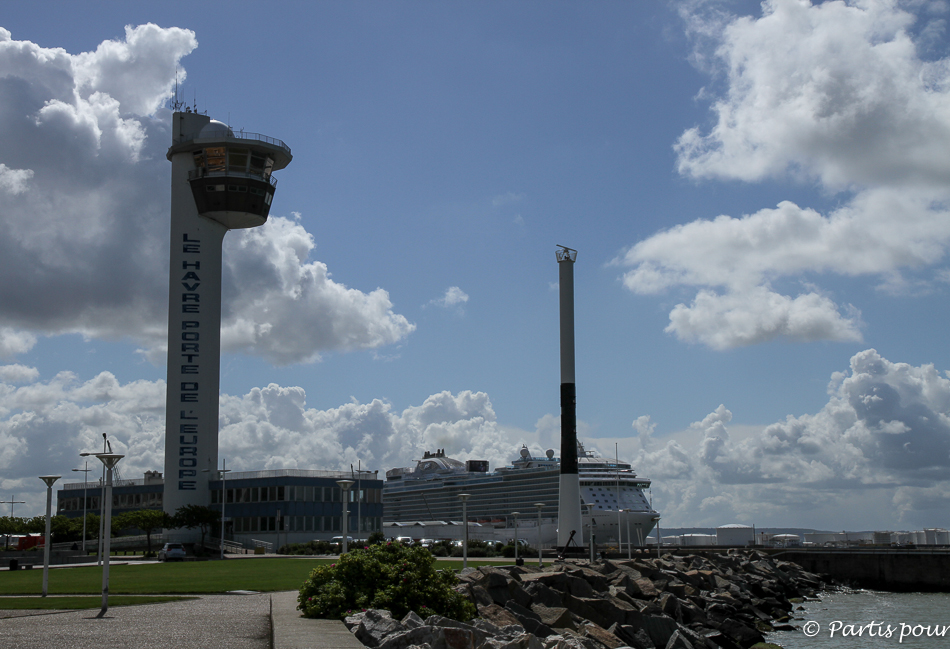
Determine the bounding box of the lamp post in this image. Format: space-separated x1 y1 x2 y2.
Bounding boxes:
534 503 544 568
336 479 354 554
202 459 231 559
72 463 92 554
512 512 521 563
82 452 123 618
352 460 361 543
624 514 631 560
459 494 471 570
38 475 60 597
586 504 595 563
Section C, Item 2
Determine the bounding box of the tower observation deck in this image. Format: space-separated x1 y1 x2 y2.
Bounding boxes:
166 116 292 229
163 111 292 538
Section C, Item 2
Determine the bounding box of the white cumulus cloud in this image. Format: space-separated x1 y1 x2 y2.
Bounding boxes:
622 349 950 529
425 286 470 311
619 0 950 348
0 365 531 516
0 25 413 365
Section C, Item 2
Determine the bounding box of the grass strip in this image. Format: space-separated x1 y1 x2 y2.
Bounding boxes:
0 595 195 610
0 556 511 596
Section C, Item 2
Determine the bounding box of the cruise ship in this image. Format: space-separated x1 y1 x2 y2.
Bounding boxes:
383 443 659 547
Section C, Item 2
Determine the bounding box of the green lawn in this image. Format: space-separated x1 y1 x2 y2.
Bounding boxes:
0 557 500 596
0 595 196 610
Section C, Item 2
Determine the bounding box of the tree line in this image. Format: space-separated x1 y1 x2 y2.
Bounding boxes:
0 505 221 556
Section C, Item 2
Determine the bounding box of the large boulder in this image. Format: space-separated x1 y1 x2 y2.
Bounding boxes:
478 603 525 630
530 605 575 631
579 623 625 649
356 610 408 648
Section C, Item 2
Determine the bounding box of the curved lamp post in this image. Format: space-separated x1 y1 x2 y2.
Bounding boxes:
82 452 123 618
336 479 355 554
458 494 471 570
39 475 60 597
534 503 544 568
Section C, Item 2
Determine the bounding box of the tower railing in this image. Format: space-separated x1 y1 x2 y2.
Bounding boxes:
177 130 291 154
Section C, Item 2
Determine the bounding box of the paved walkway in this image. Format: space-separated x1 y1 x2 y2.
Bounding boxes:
0 590 358 649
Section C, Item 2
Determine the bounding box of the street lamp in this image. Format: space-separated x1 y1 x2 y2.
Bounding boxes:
512 512 521 563
336 479 355 554
202 459 231 559
72 463 92 554
82 452 123 618
458 494 471 570
534 503 544 568
586 504 596 563
38 475 60 597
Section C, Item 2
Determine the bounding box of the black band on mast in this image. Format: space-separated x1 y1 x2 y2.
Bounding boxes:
560 382 577 474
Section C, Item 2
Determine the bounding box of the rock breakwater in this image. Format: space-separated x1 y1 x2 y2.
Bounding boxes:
343 549 829 649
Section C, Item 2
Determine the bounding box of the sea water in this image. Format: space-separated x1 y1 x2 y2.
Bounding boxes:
766 590 950 648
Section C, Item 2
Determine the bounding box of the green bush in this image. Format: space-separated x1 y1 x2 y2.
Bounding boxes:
278 540 337 555
297 542 476 621
500 543 535 558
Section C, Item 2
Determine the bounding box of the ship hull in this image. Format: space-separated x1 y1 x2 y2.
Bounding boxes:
383 466 659 547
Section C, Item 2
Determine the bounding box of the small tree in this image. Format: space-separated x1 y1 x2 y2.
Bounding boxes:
0 516 25 548
114 509 171 556
298 541 476 621
172 505 220 552
23 516 46 534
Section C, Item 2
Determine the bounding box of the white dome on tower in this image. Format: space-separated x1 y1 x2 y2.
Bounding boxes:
199 120 233 139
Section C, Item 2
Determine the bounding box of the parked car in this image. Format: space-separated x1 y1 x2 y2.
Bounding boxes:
158 542 187 562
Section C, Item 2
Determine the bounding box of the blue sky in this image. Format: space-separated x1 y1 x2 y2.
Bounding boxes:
3 0 950 531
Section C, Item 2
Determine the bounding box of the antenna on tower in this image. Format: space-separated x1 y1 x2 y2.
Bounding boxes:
171 71 186 112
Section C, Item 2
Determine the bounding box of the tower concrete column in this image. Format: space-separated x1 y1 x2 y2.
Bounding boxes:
163 112 291 539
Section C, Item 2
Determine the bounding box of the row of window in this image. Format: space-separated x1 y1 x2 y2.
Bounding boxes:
194 147 274 179
204 184 274 204
232 515 382 534
211 485 381 505
59 493 162 512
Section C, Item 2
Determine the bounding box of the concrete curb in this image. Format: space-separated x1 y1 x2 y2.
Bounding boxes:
271 591 365 649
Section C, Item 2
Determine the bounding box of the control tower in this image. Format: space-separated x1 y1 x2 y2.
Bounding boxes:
163 111 292 533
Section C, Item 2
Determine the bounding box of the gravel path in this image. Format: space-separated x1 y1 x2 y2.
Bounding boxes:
0 593 271 649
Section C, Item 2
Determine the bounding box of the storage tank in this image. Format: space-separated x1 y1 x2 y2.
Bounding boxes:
716 523 754 546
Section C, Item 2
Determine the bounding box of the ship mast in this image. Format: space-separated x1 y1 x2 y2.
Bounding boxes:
556 245 582 548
